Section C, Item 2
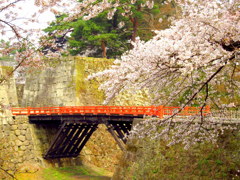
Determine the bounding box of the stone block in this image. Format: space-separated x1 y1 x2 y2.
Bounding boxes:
21 129 26 135
35 139 41 145
18 157 23 163
18 151 24 157
14 146 18 151
15 140 23 146
20 145 26 151
15 129 21 136
21 124 28 130
11 125 18 130
9 134 17 140
18 135 26 142
3 142 9 148
10 141 15 146
8 120 14 125
28 144 34 151
23 141 30 146
26 133 32 141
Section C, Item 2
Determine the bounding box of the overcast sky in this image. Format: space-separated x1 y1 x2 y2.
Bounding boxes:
18 1 55 25
1 0 56 42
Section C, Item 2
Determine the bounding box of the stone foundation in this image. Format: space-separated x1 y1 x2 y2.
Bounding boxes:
0 116 38 176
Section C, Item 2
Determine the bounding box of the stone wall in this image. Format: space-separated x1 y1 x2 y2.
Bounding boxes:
0 66 18 125
0 116 40 178
21 59 76 107
21 56 151 107
0 115 80 178
0 65 39 177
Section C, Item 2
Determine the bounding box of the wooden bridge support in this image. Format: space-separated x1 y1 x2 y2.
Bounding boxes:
44 122 98 159
106 121 132 151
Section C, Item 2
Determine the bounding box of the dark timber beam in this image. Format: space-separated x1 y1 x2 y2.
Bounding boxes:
106 124 126 151
44 122 98 159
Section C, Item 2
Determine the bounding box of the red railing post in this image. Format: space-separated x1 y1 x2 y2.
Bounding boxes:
59 106 62 115
205 105 210 115
27 107 30 115
157 105 164 119
184 106 189 116
149 105 154 116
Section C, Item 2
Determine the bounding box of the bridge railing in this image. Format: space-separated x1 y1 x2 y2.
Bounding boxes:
163 106 210 116
11 106 211 118
207 110 240 120
11 106 154 115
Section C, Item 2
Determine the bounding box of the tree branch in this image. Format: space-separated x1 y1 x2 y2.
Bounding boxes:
0 19 21 38
0 0 23 12
0 55 25 85
0 166 16 180
163 54 235 121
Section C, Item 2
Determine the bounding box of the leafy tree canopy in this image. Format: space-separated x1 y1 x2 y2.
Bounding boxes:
43 0 173 58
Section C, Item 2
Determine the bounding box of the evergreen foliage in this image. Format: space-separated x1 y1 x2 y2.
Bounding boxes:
43 0 173 58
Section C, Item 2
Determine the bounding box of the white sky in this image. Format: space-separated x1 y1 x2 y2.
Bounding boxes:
0 0 56 42
17 1 55 26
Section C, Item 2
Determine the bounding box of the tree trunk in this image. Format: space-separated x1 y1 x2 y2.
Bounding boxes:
101 40 107 58
131 17 138 43
130 5 140 48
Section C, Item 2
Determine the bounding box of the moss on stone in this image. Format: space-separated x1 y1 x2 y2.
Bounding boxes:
0 66 13 75
74 57 113 105
112 89 151 106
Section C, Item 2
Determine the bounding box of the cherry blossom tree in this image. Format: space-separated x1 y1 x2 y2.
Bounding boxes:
91 0 240 109
88 0 240 147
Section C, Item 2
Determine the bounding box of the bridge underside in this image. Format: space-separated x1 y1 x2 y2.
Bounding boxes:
29 114 141 159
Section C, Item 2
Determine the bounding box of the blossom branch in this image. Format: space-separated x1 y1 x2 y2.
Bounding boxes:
163 54 235 122
0 0 23 12
0 19 21 38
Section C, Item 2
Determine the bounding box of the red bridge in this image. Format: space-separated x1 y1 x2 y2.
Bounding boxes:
12 106 210 159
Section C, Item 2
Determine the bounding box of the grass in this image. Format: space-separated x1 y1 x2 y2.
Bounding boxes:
16 164 112 180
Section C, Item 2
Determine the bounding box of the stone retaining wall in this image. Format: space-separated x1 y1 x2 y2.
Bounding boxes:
0 116 39 178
